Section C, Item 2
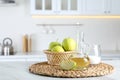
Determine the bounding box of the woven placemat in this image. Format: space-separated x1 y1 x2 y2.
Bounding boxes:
29 62 114 78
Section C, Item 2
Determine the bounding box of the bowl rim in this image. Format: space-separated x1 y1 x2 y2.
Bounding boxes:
43 50 77 54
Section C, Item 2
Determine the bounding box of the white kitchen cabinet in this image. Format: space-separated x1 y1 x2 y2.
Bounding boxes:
31 0 57 15
83 0 120 15
83 0 106 15
107 0 120 15
31 0 120 15
31 0 83 15
56 0 83 15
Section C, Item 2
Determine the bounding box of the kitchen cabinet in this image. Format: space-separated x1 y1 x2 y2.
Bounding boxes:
30 0 83 15
31 0 57 15
83 0 120 15
107 0 120 15
56 0 83 15
31 0 120 15
83 0 106 15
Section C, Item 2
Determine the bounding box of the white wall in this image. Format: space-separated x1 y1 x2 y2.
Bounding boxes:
0 0 120 53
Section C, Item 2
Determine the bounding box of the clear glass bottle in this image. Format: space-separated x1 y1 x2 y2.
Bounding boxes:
71 32 90 70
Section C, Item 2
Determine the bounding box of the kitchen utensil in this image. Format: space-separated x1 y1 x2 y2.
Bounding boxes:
22 35 28 53
2 37 14 55
28 35 32 52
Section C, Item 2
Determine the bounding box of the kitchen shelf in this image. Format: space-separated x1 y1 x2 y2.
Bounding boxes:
36 23 83 26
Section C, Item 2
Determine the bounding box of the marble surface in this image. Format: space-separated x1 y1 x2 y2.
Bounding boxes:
0 60 119 80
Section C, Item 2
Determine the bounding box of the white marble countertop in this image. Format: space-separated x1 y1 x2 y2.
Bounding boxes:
0 60 119 80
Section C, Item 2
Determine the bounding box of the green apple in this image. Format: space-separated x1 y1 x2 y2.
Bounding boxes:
49 42 61 50
60 60 76 70
51 45 64 52
62 38 76 51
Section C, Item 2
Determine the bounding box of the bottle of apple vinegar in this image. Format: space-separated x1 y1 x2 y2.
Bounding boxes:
71 32 90 70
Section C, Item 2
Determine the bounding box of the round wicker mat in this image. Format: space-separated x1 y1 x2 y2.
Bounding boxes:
29 62 114 78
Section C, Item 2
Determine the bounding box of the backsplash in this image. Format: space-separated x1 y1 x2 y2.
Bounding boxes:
0 0 120 52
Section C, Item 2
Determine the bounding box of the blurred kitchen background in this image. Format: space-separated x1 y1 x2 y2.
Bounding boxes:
0 0 120 54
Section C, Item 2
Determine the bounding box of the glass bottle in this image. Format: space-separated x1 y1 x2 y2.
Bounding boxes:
71 32 90 70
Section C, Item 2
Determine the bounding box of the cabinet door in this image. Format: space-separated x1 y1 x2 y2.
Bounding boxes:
56 0 83 15
83 0 106 15
108 0 120 15
31 0 57 15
